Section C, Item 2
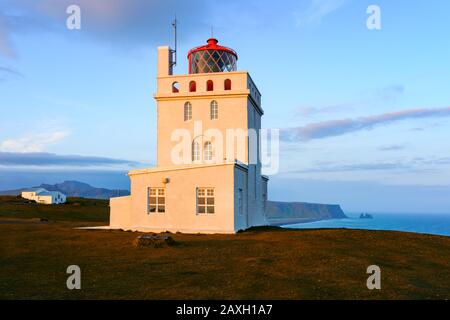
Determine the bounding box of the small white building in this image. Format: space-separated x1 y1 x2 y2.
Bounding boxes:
21 188 67 204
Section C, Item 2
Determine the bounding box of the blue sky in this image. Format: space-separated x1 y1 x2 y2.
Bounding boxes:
1 0 450 213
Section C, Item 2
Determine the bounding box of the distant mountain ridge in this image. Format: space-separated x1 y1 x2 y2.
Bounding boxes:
0 180 129 199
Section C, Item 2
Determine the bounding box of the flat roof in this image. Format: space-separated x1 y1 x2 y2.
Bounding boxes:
128 161 248 176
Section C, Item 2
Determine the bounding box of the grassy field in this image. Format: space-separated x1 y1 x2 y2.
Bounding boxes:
0 195 109 222
0 196 449 299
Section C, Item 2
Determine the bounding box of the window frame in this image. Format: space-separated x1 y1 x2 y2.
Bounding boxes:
263 193 267 212
184 101 192 121
192 141 200 162
148 187 166 214
210 100 218 120
204 141 213 161
196 187 215 214
238 188 243 215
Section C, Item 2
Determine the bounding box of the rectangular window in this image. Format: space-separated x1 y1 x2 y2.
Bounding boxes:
238 188 243 215
211 108 218 120
184 102 192 121
197 188 215 214
210 101 218 120
263 193 267 212
148 187 165 213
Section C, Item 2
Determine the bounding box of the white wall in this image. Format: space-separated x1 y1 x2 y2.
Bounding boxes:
21 190 66 204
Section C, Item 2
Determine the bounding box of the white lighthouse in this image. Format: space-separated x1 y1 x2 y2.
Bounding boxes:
110 37 268 233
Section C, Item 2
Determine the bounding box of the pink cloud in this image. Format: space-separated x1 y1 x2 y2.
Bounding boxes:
282 106 450 141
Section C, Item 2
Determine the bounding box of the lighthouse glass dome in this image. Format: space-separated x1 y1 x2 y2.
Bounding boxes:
188 38 238 74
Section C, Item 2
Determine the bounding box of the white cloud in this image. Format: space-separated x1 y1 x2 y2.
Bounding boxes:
282 106 450 141
1 0 211 58
296 85 405 117
295 0 349 26
0 151 140 167
0 130 69 152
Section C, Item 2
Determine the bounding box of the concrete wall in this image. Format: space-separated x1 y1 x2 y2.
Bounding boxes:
36 195 52 204
156 71 251 96
156 94 249 167
157 46 172 77
110 196 131 228
155 71 264 168
244 97 266 227
123 164 236 233
233 165 249 231
21 191 37 200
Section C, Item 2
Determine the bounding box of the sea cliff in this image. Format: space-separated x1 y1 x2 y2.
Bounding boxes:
266 201 347 225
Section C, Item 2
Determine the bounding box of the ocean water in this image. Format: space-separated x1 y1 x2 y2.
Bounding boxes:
283 213 450 237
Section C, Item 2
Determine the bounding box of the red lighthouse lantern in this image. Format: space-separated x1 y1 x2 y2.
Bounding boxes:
187 38 238 74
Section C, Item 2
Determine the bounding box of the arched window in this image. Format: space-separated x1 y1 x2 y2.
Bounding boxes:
189 81 196 92
224 79 231 90
210 100 218 120
184 102 192 121
172 81 180 93
192 141 200 162
204 142 213 161
206 80 214 91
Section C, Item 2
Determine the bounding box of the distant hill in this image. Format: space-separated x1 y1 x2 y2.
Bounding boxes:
266 201 347 225
0 181 129 199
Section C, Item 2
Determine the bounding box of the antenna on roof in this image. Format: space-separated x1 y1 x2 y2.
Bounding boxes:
211 25 214 38
170 16 177 68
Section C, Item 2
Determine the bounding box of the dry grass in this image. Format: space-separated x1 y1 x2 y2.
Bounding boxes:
0 196 109 222
0 217 449 299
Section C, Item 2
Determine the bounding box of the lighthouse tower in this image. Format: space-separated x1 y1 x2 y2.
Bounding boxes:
110 38 268 234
